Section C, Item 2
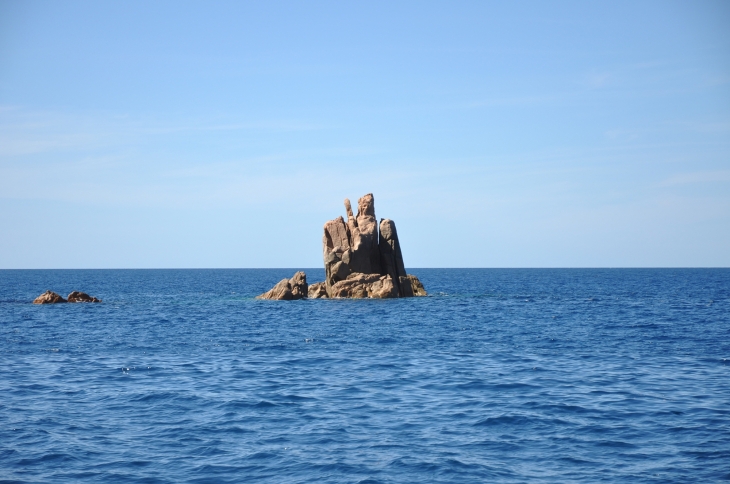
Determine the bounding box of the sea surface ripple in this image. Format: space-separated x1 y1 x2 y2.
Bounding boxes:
1 269 729 483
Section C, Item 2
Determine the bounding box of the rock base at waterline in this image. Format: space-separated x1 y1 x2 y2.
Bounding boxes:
257 271 426 300
68 291 102 303
33 290 102 304
330 273 398 299
321 193 426 298
33 291 67 304
256 271 308 300
308 282 328 299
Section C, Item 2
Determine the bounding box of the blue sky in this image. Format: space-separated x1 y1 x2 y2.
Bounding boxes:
1 1 728 268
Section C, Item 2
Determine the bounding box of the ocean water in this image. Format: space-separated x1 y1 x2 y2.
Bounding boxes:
1 269 729 483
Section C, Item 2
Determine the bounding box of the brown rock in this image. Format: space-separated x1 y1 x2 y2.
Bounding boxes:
323 216 352 296
368 274 399 299
257 278 293 300
323 216 350 253
257 271 308 300
344 198 357 237
308 282 328 298
289 271 308 299
379 218 408 296
320 193 426 299
348 194 382 275
67 291 102 303
406 274 427 296
331 278 368 298
330 273 398 299
331 261 349 281
33 290 66 304
399 276 415 297
322 195 384 296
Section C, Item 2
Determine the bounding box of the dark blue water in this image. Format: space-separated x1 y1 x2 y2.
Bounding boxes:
1 269 729 483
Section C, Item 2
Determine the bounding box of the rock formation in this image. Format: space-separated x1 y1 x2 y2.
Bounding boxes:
320 193 425 299
323 216 352 296
257 271 308 300
346 194 382 275
406 274 427 296
330 273 399 299
33 290 102 304
67 291 102 303
308 282 327 299
33 291 67 304
379 218 409 296
257 193 426 300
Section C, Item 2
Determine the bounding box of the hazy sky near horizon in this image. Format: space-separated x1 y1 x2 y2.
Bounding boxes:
1 1 729 268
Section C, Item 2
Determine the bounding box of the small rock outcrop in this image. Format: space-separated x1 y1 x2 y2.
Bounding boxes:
67 291 102 303
33 291 67 304
406 274 427 296
257 271 308 300
33 290 103 304
308 282 327 299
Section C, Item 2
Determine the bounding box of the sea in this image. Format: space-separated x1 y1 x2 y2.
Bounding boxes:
1 269 728 483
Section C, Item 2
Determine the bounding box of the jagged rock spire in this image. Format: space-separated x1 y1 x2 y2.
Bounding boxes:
320 193 425 298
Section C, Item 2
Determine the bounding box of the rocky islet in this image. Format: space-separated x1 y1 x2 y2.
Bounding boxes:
33 290 102 304
258 193 426 300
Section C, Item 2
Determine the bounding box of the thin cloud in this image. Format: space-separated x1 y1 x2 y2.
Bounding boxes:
0 106 329 156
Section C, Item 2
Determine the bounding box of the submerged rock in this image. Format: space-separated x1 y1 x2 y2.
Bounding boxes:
33 290 67 304
257 271 308 300
68 291 102 303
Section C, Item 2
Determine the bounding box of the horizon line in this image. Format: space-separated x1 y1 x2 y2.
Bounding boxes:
1 267 728 270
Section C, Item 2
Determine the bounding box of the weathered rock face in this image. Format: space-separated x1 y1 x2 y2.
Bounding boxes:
289 271 308 299
323 216 352 295
259 279 292 300
320 193 426 299
308 282 328 299
33 290 103 304
68 291 102 303
406 274 427 296
330 273 399 299
399 276 415 297
379 218 408 296
346 194 382 276
257 271 308 300
33 290 67 304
